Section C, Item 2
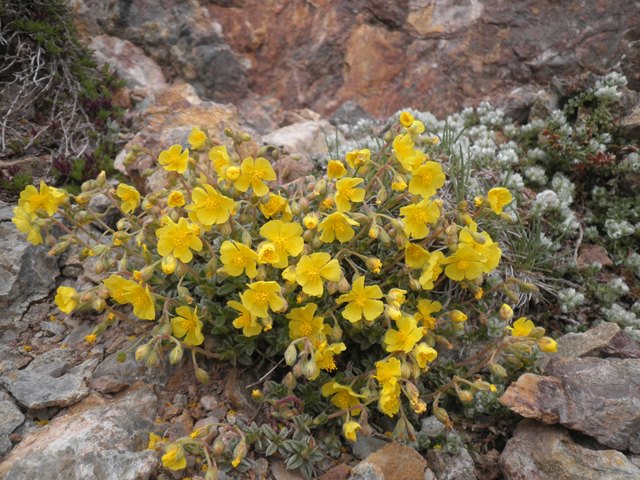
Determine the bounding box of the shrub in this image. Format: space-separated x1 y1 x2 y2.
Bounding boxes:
13 114 556 477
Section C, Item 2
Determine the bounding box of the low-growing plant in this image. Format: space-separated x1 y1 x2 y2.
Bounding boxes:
12 115 557 478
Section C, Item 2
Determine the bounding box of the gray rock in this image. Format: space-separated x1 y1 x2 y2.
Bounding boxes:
262 120 342 156
0 349 97 410
349 462 384 480
351 435 388 460
0 220 59 340
500 420 640 480
420 416 445 438
40 321 67 337
426 448 477 480
90 349 169 394
0 385 159 480
501 357 640 453
0 399 25 457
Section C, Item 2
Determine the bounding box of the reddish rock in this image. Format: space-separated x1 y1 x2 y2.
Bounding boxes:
319 463 351 480
362 442 427 480
577 243 613 268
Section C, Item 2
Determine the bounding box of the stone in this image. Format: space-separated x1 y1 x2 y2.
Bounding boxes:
500 356 640 453
262 120 341 156
0 348 97 410
90 349 169 394
360 442 427 480
0 215 60 341
0 385 159 479
500 420 640 480
271 460 305 480
426 448 477 480
320 463 351 480
351 435 388 460
199 394 219 411
577 243 614 268
330 101 374 130
420 416 445 438
349 462 384 480
0 398 25 458
89 35 166 92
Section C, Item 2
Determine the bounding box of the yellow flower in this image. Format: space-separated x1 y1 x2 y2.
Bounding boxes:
400 199 440 239
295 252 341 296
220 240 259 278
405 242 429 269
343 421 361 442
303 213 319 230
158 144 189 174
84 334 97 344
18 180 66 217
378 383 401 417
459 227 501 273
450 310 467 323
442 246 485 281
321 381 364 415
500 304 514 321
188 127 207 149
399 111 414 128
367 257 382 274
393 133 425 173
314 341 346 373
409 162 446 199
156 217 203 263
259 193 291 220
260 220 304 268
409 120 425 135
209 145 230 175
412 342 438 368
419 250 445 290
334 177 365 212
383 315 423 353
228 300 262 337
147 432 165 450
167 190 186 208
509 317 535 337
161 255 177 275
257 242 280 265
287 303 326 343
55 286 79 314
240 281 284 318
415 299 442 330
391 176 408 192
123 282 156 320
171 306 204 346
104 274 136 304
234 156 277 197
374 357 402 387
12 206 43 245
327 160 347 179
537 336 558 353
318 212 359 243
487 187 513 214
162 444 186 470
345 149 370 169
336 276 384 322
187 184 235 226
116 183 140 214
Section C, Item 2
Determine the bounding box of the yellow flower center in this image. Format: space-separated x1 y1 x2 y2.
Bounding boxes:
183 316 197 331
204 196 220 210
173 229 190 248
305 266 321 281
354 295 367 308
299 322 313 337
254 291 270 305
458 260 469 270
420 170 433 184
232 253 245 267
323 358 337 371
333 222 346 234
334 392 350 410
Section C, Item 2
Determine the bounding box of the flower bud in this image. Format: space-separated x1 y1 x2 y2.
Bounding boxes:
283 372 297 391
92 298 106 312
212 438 226 456
450 310 468 323
195 367 210 384
457 390 474 404
537 336 558 353
433 407 450 426
161 255 177 275
169 344 184 364
145 350 159 368
96 170 107 187
302 360 319 380
489 363 508 378
499 304 514 321
284 343 297 366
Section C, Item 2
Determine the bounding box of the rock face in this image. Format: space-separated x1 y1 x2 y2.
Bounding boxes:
72 0 640 118
351 442 428 480
0 386 159 480
426 448 477 480
0 201 59 341
0 397 25 457
500 420 640 480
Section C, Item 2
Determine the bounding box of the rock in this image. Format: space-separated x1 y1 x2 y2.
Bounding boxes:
40 320 67 337
557 322 640 360
577 243 614 268
360 442 427 480
420 416 446 438
271 460 305 480
426 448 477 480
0 398 25 458
349 462 384 480
351 435 388 460
500 420 640 480
0 385 159 479
89 35 166 92
618 106 640 140
500 356 640 453
262 120 341 157
199 394 218 411
0 348 97 410
90 349 169 394
320 463 351 480
0 215 60 341
331 101 374 130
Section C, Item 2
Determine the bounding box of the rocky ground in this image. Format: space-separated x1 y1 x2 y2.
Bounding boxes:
2 1 640 478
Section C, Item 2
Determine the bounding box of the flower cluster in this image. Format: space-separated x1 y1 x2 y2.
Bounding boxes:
14 113 556 474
